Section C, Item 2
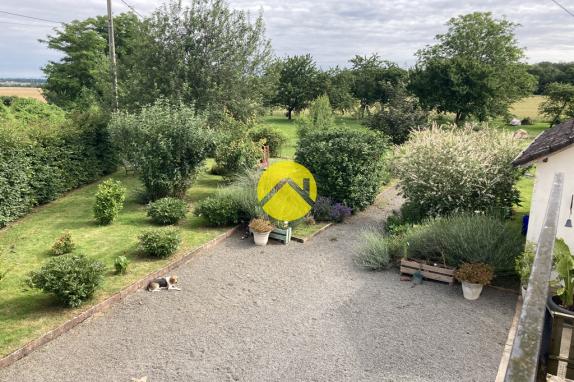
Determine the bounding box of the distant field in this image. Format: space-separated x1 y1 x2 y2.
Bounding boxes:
0 87 45 102
510 95 546 121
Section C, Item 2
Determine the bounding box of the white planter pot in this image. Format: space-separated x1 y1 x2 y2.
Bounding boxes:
253 231 270 246
461 281 484 300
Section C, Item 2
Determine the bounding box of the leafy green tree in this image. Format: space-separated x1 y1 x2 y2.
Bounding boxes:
529 62 574 94
42 13 142 110
273 54 324 119
539 82 574 125
124 0 271 121
325 68 355 114
350 54 406 117
409 12 536 124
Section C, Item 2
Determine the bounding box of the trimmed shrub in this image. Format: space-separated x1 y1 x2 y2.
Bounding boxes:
138 228 181 258
356 230 392 270
109 101 213 200
114 256 129 275
404 213 524 275
308 95 335 130
393 126 523 218
51 232 75 256
249 127 287 157
147 197 187 225
194 195 240 227
94 179 126 225
296 127 387 211
214 134 261 175
27 254 105 307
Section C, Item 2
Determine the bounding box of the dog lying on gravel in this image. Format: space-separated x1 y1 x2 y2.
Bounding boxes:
147 275 181 292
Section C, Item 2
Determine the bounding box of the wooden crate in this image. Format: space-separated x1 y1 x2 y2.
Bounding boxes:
400 258 455 285
268 227 292 244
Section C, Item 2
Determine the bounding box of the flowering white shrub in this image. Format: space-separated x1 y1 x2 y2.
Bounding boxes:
393 125 523 217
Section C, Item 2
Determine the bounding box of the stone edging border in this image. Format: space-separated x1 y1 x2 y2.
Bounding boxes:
0 225 240 370
291 223 333 243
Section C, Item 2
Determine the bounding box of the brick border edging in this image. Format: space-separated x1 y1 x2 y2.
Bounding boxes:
291 223 333 243
0 225 240 370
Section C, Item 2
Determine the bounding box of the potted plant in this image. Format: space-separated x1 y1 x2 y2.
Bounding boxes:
249 218 274 246
454 263 494 300
515 243 536 299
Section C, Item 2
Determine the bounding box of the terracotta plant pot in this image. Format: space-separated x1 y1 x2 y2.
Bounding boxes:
253 231 271 246
461 281 484 300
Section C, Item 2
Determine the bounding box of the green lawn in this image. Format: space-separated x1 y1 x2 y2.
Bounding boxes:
0 166 227 357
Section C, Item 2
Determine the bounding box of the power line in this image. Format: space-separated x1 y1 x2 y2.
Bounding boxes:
549 0 574 18
0 10 63 24
118 0 143 18
0 20 55 27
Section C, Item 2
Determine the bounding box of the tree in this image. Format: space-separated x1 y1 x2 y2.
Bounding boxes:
325 68 355 114
272 54 324 119
539 82 574 125
350 54 407 117
124 0 271 121
409 12 536 124
109 101 214 200
42 13 142 110
529 62 574 94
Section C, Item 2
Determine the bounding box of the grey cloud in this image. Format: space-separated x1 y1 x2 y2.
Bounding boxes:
0 0 573 77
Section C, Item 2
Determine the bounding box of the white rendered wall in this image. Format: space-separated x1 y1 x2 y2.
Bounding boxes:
526 147 574 252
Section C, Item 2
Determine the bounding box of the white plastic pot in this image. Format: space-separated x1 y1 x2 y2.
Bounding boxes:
461 281 484 300
253 231 271 246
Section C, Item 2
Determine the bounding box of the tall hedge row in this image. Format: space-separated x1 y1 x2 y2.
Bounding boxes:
0 99 116 227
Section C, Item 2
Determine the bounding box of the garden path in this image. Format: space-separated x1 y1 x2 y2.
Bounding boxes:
0 187 517 382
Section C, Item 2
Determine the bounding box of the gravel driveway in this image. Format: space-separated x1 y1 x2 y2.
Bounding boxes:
0 187 517 382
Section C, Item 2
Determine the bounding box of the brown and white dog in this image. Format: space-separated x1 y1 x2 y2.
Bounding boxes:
147 275 180 292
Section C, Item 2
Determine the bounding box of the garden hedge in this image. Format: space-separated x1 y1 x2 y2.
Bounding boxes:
0 99 116 227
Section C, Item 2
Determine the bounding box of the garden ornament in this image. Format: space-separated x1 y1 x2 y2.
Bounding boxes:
412 270 423 285
566 195 573 228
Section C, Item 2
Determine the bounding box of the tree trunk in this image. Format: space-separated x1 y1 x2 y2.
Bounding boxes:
287 108 293 120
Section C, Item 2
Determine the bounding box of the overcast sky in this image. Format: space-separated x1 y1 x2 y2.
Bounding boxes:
1 0 574 77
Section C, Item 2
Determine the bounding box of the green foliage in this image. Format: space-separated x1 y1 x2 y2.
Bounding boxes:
214 133 261 175
0 96 66 126
218 170 263 221
325 67 356 114
307 95 335 130
41 14 142 110
515 243 536 285
393 126 523 218
539 82 574 125
355 229 393 270
0 99 116 227
296 127 387 211
109 101 213 200
404 214 523 274
138 228 181 258
94 179 126 225
249 127 287 157
272 54 325 119
50 232 75 256
123 0 271 120
146 197 187 225
114 256 129 275
528 62 574 94
366 90 429 144
350 54 407 117
28 254 105 307
194 195 240 227
554 239 574 307
409 12 536 123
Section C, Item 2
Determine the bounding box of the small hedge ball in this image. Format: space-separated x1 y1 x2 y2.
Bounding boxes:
50 231 75 256
138 228 181 258
147 197 187 225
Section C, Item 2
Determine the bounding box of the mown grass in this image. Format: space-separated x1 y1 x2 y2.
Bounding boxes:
0 165 227 356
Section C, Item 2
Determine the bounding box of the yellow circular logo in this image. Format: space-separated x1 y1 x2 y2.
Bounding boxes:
257 161 317 222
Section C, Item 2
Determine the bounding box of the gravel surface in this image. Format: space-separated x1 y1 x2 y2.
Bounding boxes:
0 187 517 382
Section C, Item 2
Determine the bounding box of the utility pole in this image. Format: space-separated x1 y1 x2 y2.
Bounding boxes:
106 0 119 111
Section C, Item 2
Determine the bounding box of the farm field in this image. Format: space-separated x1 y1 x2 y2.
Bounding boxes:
0 167 227 357
0 87 45 102
509 95 546 121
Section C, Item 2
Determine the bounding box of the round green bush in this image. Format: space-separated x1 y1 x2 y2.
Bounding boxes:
94 179 126 225
295 127 387 211
249 127 287 157
147 197 187 225
214 135 261 175
28 254 105 307
138 228 181 258
194 195 240 227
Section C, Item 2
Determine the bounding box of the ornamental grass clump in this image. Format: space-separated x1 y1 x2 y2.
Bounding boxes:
393 125 523 218
454 263 494 285
356 230 392 270
249 218 274 233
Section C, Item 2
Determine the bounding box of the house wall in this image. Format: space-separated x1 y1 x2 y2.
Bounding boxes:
526 147 574 252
